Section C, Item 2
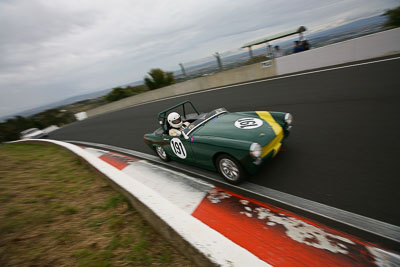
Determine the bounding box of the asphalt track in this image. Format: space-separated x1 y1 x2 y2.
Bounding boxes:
50 57 400 226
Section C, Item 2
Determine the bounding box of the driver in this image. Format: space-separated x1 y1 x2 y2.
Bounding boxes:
167 112 190 137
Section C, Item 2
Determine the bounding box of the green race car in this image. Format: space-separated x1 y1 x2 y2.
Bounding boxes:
144 101 293 184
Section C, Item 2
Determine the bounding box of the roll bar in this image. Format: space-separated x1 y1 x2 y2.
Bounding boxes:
157 100 200 132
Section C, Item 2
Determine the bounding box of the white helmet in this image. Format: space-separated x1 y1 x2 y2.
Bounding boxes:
167 112 182 128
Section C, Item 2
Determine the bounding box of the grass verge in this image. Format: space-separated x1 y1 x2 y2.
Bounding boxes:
0 143 194 266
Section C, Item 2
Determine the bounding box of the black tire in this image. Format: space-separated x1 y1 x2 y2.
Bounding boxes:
154 145 170 162
216 154 246 184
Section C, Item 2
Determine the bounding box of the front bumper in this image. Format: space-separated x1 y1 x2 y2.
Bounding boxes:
261 133 283 158
242 134 284 175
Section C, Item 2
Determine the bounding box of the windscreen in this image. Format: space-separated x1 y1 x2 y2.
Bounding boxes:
183 108 227 135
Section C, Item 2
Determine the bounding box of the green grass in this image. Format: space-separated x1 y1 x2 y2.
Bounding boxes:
86 217 108 228
74 249 111 267
0 143 193 266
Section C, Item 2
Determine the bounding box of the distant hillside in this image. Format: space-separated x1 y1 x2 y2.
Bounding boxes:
309 15 387 38
119 80 144 88
0 88 112 122
0 79 146 122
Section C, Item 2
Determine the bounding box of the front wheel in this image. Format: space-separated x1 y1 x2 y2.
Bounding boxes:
216 154 246 184
155 146 170 162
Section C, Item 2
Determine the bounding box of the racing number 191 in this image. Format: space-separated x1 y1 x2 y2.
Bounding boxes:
173 141 185 156
170 138 187 159
238 118 257 128
234 118 263 129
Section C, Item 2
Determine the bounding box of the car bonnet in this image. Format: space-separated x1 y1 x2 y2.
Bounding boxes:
193 112 281 146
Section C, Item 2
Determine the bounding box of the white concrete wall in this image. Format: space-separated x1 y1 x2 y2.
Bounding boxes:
75 111 88 121
276 28 400 75
86 28 400 117
87 61 276 117
42 125 59 134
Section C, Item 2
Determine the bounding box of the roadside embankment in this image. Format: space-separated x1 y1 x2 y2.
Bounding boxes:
0 142 193 266
6 140 267 266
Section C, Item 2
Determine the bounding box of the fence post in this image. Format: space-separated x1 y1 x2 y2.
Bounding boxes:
179 63 187 78
248 46 253 58
214 52 223 72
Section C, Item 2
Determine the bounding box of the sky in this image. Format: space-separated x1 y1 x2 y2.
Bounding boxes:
0 0 399 118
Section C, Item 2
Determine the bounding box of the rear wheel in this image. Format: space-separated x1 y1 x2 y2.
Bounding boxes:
216 154 246 184
155 146 170 162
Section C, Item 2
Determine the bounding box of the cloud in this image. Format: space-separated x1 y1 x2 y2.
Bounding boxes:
0 0 398 117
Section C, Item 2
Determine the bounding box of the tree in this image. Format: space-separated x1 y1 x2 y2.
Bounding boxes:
105 85 147 102
0 109 76 142
31 109 75 127
144 68 175 90
383 6 400 28
105 87 133 102
0 116 37 142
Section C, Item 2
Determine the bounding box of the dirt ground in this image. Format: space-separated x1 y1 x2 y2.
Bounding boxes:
0 143 194 267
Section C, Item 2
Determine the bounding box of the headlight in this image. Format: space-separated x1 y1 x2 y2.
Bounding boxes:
285 113 293 125
250 143 262 158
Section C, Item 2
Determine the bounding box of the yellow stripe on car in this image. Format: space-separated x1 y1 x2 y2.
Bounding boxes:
256 111 284 158
256 111 281 135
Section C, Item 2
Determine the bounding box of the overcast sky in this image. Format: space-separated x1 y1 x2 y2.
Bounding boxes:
0 0 398 118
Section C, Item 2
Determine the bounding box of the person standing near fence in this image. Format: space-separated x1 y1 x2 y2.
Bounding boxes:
302 40 310 50
293 41 305 53
273 46 283 58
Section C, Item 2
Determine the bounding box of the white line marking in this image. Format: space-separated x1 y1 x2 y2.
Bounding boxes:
107 56 400 111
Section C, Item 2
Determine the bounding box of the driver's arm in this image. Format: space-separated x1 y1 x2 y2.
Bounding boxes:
181 122 190 129
169 128 181 137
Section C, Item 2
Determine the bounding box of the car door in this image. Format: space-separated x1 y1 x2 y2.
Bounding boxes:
160 133 195 164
